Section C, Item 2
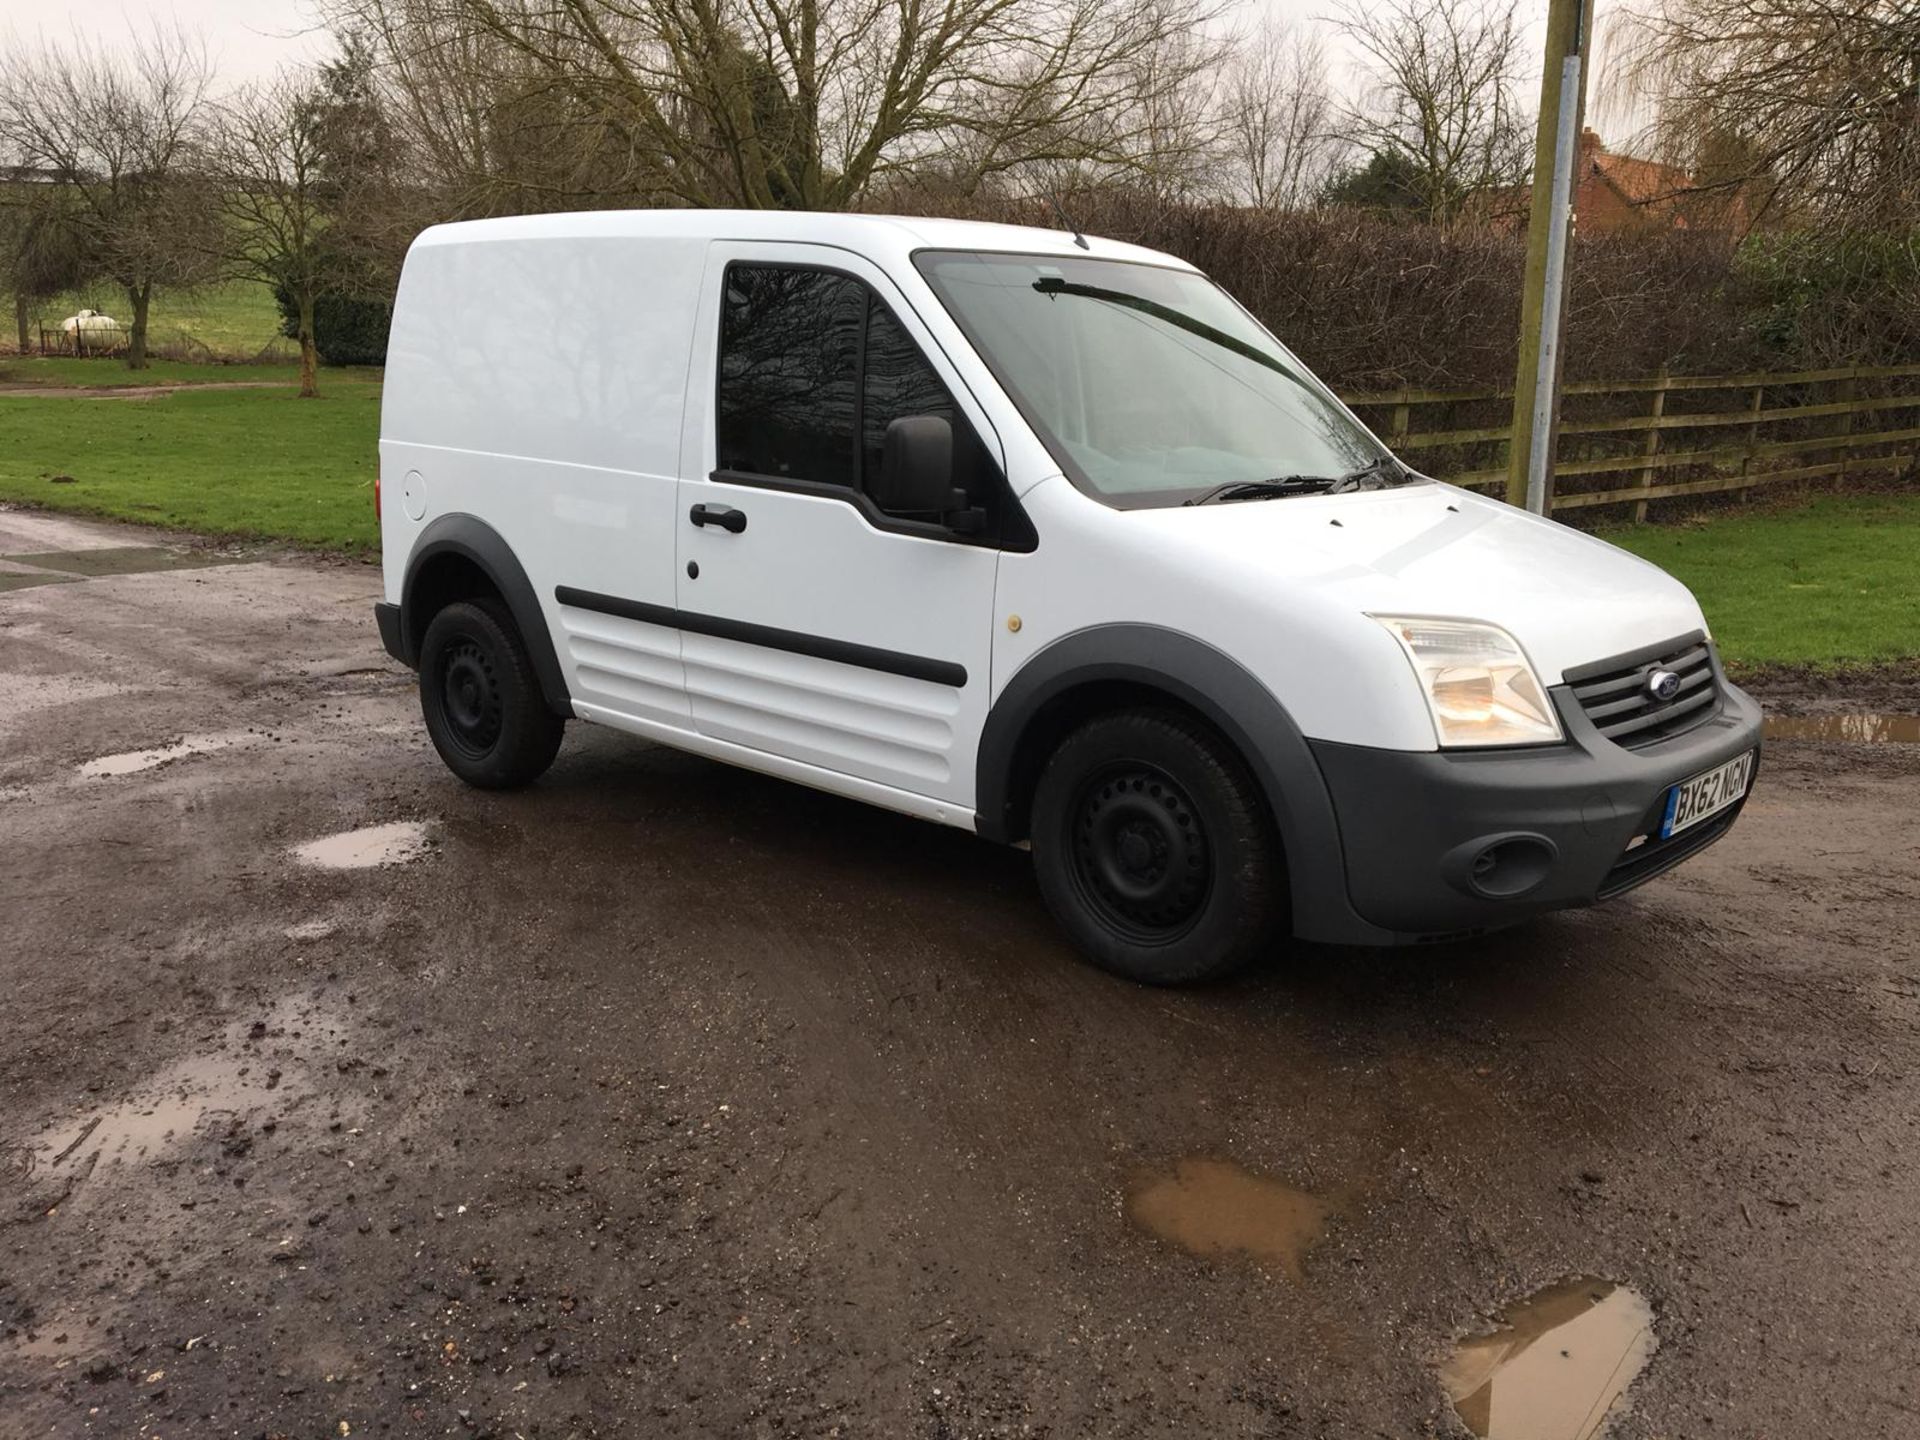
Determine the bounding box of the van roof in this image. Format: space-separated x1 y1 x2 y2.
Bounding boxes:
408 209 1195 272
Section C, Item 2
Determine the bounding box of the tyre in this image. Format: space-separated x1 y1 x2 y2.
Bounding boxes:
418 598 565 789
1030 710 1285 984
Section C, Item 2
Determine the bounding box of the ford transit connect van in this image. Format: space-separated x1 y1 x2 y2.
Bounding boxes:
374 211 1762 984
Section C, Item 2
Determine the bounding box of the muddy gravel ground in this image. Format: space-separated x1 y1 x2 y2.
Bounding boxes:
2 507 1917 1440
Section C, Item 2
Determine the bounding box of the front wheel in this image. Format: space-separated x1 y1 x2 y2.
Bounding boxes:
1030 711 1285 984
419 598 565 789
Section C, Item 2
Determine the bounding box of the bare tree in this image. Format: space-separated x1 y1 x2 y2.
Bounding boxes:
1097 12 1230 202
202 73 334 396
0 192 96 354
1607 0 1920 230
1221 18 1338 209
1332 0 1530 224
321 0 1228 210
0 26 218 368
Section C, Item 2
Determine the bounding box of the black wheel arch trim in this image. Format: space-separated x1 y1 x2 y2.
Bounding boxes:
399 513 572 717
975 624 1393 946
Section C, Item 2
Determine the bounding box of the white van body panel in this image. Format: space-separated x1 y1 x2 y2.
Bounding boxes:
565 699 971 827
668 239 1003 806
381 207 1711 771
992 478 1708 752
379 210 1156 749
381 229 707 727
377 208 1760 954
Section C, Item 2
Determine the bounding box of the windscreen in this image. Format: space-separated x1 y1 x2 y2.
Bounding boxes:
914 251 1395 507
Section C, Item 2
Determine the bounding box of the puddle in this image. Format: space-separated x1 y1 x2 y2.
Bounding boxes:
25 993 359 1180
292 820 433 870
0 546 236 577
78 733 244 778
1440 1280 1657 1440
1763 712 1920 743
0 571 84 594
33 1070 229 1169
1124 1157 1330 1281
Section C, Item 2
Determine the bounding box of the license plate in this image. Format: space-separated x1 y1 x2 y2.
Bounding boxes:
1660 751 1755 839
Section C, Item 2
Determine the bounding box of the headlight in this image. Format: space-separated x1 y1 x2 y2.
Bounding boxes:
1371 616 1563 748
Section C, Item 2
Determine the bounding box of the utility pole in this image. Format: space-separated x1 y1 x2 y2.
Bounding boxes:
1506 0 1596 513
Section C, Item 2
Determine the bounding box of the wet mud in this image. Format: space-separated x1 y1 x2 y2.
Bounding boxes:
1739 658 1920 718
3 508 1919 1437
0 571 83 594
1761 711 1920 743
0 546 239 578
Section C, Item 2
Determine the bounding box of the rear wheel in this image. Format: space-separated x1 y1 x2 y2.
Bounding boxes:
419 598 564 789
1030 710 1284 984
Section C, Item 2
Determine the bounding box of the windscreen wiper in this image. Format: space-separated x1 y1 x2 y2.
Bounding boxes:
1182 476 1341 506
1033 276 1304 387
1325 455 1411 492
1183 457 1411 507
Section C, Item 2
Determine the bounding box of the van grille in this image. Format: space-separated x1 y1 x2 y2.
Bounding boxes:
1567 636 1719 749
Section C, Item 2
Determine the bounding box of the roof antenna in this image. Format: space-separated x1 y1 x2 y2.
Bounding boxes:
1043 188 1090 250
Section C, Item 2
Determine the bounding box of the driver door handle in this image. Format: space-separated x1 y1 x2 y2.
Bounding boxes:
689 503 747 534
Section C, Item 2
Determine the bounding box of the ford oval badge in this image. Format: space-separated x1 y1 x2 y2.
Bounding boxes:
1646 668 1683 702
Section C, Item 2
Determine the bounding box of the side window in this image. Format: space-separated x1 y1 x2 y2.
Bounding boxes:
861 301 956 492
717 266 863 489
715 260 1012 542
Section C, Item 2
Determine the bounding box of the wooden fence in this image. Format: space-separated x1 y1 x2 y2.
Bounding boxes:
1340 362 1920 518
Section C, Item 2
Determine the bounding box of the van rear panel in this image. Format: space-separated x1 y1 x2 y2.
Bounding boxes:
381 231 704 474
379 232 706 726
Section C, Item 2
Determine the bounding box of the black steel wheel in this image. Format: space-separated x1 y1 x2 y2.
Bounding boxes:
1067 761 1212 945
436 637 505 761
1031 710 1285 984
419 598 564 789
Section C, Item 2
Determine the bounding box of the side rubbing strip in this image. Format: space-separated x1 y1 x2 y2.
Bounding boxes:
555 586 968 688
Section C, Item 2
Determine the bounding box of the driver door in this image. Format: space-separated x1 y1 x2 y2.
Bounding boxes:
673 242 1013 814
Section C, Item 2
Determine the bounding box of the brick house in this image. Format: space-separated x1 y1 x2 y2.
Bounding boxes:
1497 130 1750 234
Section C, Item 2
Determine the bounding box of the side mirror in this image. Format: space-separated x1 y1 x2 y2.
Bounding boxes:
877 415 982 533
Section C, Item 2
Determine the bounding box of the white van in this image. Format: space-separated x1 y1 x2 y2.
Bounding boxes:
375 211 1761 983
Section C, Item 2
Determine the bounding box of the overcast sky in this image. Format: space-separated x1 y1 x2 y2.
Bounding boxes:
26 0 330 85
27 0 1576 125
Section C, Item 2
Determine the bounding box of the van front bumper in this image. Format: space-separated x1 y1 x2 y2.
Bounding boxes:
1307 677 1763 940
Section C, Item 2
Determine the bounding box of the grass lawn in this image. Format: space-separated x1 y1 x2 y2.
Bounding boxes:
3 358 1915 667
0 374 381 553
17 278 294 362
1601 493 1920 669
0 357 364 389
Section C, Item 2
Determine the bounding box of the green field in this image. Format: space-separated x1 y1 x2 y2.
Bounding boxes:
2 362 1916 664
0 357 355 388
1601 494 1920 669
15 278 294 362
0 371 380 552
